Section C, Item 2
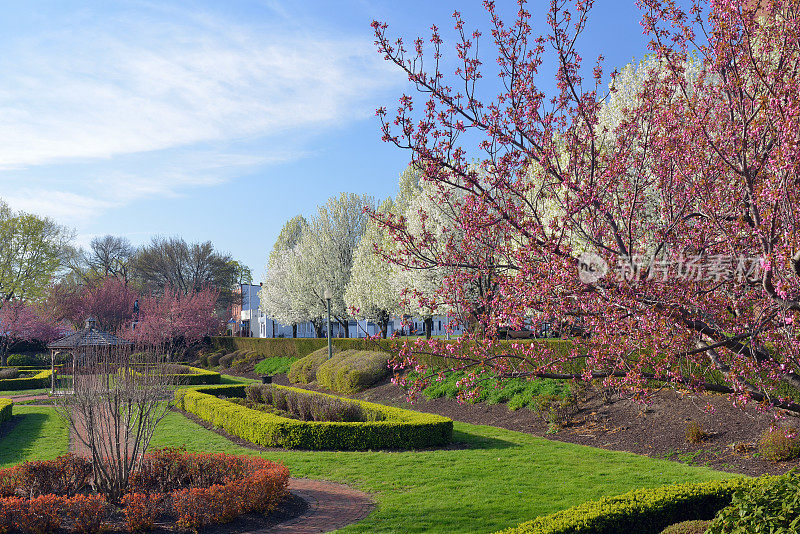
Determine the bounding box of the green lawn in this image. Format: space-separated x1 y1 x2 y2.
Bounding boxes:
0 406 69 468
152 411 734 533
0 387 50 398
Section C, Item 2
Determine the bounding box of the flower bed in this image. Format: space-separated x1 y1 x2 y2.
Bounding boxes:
176 384 453 450
0 449 289 533
0 369 52 391
495 477 769 534
0 400 10 424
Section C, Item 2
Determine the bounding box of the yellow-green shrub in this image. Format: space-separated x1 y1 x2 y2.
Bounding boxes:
316 350 390 394
496 478 764 534
175 384 453 450
287 348 339 384
0 399 11 423
0 369 52 391
171 366 221 386
757 425 800 461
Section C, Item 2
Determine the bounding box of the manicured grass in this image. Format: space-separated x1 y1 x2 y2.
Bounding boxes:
152 411 734 533
254 357 298 376
0 406 69 468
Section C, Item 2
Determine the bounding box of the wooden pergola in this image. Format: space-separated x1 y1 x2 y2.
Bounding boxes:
47 318 133 393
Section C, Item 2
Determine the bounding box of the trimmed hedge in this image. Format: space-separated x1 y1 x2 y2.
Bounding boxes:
172 366 221 386
0 369 52 391
175 384 453 450
210 337 402 359
209 337 577 370
316 350 390 394
287 348 338 384
496 477 766 534
0 399 11 423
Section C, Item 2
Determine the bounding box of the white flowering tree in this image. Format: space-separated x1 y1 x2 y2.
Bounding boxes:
344 198 402 337
294 193 374 338
260 215 309 337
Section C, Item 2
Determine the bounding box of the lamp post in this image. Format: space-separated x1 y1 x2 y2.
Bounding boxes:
324 289 332 360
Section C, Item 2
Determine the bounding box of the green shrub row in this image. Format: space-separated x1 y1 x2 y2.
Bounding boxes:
0 399 11 423
209 336 578 371
172 366 220 386
316 350 390 394
497 477 765 534
0 369 52 391
286 348 332 384
175 384 453 450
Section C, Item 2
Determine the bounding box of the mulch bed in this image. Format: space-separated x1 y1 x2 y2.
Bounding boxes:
260 373 800 477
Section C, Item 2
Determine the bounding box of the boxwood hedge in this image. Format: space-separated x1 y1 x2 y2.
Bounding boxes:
496 477 769 534
209 336 576 371
0 369 52 391
0 399 11 423
172 366 220 386
175 384 453 450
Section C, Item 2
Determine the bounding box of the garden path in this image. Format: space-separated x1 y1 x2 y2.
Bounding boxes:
69 420 374 533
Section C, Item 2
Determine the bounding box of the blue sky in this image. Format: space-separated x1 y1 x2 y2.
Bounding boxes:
0 1 650 279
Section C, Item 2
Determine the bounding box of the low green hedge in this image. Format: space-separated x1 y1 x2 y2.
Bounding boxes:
173 366 220 385
210 337 402 359
496 477 766 534
0 399 11 423
175 384 453 450
316 350 390 394
0 369 52 391
209 337 578 371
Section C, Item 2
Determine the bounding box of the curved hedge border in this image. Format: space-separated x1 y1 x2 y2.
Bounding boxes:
0 370 52 391
0 399 11 423
496 477 771 534
174 366 220 386
176 384 453 450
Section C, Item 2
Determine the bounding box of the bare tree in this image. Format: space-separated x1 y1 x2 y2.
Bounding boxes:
133 236 238 311
85 235 135 283
53 344 180 503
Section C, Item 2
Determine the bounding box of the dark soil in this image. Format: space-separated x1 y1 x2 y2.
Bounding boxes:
265 373 800 477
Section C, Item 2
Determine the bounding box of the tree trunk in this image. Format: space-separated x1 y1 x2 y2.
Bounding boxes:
379 310 389 339
292 324 297 338
313 319 324 338
343 320 350 338
424 317 433 339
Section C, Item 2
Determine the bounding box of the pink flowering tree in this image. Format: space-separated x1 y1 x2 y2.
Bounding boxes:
0 301 64 365
78 276 138 332
372 1 800 411
131 287 222 357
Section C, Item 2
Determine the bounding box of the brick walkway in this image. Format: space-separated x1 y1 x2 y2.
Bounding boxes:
3 394 50 403
261 478 374 534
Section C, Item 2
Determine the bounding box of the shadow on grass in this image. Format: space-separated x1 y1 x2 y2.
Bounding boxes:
452 429 516 450
0 413 47 466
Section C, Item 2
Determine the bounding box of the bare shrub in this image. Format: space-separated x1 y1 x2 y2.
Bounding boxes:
53 345 181 503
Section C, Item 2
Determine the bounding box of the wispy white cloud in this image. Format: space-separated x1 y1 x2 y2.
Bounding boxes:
0 3 400 221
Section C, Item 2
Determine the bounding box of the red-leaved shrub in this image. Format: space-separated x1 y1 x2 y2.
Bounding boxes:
12 454 91 498
66 494 109 534
1 450 289 533
121 492 163 532
12 494 64 534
